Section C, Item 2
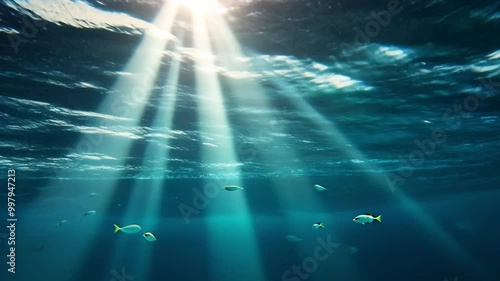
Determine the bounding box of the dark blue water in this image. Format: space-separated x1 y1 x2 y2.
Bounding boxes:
0 0 499 281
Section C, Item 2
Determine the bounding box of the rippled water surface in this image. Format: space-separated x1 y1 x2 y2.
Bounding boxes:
0 0 499 281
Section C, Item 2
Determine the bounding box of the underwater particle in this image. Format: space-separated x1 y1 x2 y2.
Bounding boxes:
84 210 96 216
143 232 157 242
224 185 244 191
285 235 303 242
353 213 381 225
313 184 327 191
57 220 69 226
350 246 358 254
89 192 98 197
312 222 325 229
113 224 142 234
33 244 44 252
0 233 7 244
454 221 475 234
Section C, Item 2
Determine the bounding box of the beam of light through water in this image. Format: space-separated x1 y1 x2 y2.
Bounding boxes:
206 12 492 279
11 2 182 281
207 12 324 216
90 1 180 161
105 36 183 281
264 60 492 278
248 53 494 280
205 14 365 280
248 54 390 188
248 50 493 280
191 8 267 281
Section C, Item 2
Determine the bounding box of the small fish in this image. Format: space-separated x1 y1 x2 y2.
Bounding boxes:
57 220 69 226
84 210 96 216
350 247 358 254
353 213 381 225
312 222 325 229
114 224 142 234
225 185 244 191
143 232 157 242
89 192 98 197
285 235 303 243
313 184 327 191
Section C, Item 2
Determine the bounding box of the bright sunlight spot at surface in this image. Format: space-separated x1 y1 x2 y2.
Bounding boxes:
173 0 227 15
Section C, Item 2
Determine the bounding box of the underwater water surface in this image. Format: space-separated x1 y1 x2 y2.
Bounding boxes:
0 0 499 281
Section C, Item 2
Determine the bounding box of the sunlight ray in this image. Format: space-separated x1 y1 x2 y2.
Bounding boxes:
9 2 183 281
192 10 268 281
